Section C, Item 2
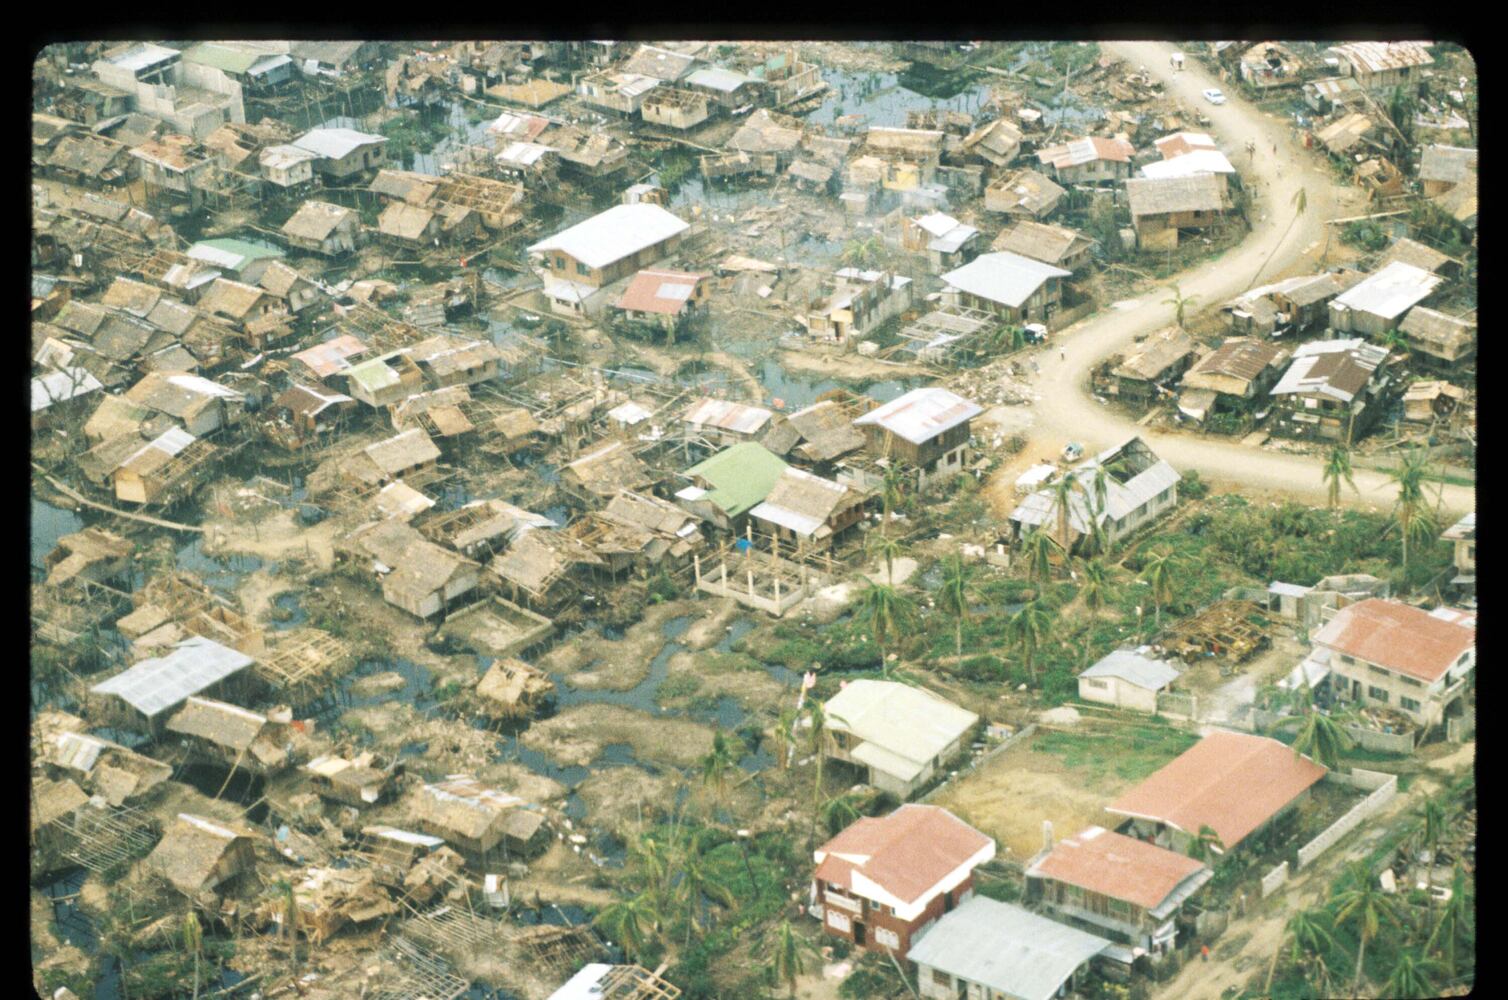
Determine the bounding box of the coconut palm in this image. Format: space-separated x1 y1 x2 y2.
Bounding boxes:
801 699 848 848
770 919 818 998
1162 282 1199 329
1049 474 1083 555
879 463 907 536
1007 599 1053 683
857 581 915 677
1323 445 1359 511
1250 186 1308 289
1266 907 1337 995
1283 705 1355 771
819 791 864 836
699 729 746 804
1021 528 1060 584
1389 444 1438 579
1137 549 1180 630
593 892 661 965
182 911 204 1000
1425 863 1473 976
841 234 886 272
866 531 905 586
1418 799 1446 922
1188 824 1224 863
1383 951 1443 1000
773 704 800 772
936 554 976 662
1079 558 1109 618
674 829 737 947
1332 860 1400 995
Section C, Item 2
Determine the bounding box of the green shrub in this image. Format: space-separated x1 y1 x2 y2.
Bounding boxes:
957 654 1007 681
1179 469 1210 499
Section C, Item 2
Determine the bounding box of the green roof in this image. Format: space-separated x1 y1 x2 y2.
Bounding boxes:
191 238 285 267
183 43 262 76
687 442 788 517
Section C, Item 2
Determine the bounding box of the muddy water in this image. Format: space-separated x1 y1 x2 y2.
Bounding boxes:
175 538 264 597
754 358 927 410
31 498 83 576
270 591 308 631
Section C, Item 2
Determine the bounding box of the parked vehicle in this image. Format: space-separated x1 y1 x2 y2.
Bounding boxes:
1202 88 1226 105
1062 442 1084 462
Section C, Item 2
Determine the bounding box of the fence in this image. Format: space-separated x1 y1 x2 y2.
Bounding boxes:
1447 709 1475 744
1294 771 1398 870
1261 861 1290 898
1156 691 1199 721
919 724 1038 804
1250 708 1416 756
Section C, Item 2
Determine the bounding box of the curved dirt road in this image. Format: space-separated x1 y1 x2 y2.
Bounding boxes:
1029 40 1473 517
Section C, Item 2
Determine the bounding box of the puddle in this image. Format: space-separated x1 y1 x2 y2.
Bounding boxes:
754 358 927 410
714 618 758 653
31 498 83 574
270 591 308 631
174 539 264 597
803 68 993 128
513 903 593 928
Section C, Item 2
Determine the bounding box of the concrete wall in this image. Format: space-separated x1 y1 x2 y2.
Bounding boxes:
1294 772 1397 870
1261 861 1290 898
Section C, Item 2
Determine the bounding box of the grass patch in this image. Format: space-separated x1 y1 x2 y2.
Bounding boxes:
1032 723 1198 782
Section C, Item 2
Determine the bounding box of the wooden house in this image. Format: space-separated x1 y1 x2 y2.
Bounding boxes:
578 71 661 115
1177 338 1289 425
991 220 1097 273
302 752 400 807
1125 174 1231 251
257 261 320 314
1105 327 1197 404
341 351 425 409
853 388 982 491
111 427 218 506
271 384 355 441
611 268 709 335
681 397 775 447
677 442 788 532
143 813 261 897
960 117 1023 168
343 429 442 487
984 168 1067 219
89 635 257 734
1398 307 1476 368
941 251 1069 326
339 518 482 619
1328 262 1443 337
408 335 503 390
291 127 388 181
1269 339 1391 442
407 776 550 865
1035 135 1135 186
561 440 655 505
750 467 865 551
281 200 358 256
1327 41 1433 91
164 697 296 775
125 371 246 436
43 528 134 591
475 659 555 719
527 203 690 318
258 144 320 188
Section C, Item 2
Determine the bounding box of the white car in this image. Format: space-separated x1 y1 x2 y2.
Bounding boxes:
1202 88 1227 105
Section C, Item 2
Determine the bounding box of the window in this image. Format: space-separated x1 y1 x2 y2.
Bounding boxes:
1400 696 1421 712
1368 665 1390 677
576 262 591 276
1467 544 1475 560
554 256 566 270
1085 678 1108 690
1401 675 1423 688
1368 686 1389 702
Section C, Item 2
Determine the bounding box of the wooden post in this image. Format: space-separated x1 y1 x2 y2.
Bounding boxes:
721 561 728 590
693 552 701 584
747 570 755 599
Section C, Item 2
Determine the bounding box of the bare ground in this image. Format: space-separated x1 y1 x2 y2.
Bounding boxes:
543 599 698 691
519 704 715 770
659 649 791 712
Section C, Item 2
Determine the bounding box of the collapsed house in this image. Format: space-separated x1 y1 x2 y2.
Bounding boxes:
338 518 483 619
1007 436 1179 552
144 812 262 897
303 751 402 807
800 268 915 348
474 658 556 719
163 696 299 775
39 720 173 805
407 776 551 866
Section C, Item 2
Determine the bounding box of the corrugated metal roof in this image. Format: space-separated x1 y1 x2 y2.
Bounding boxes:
33 368 103 412
1314 598 1474 682
1330 41 1433 75
1270 339 1387 402
853 387 983 446
686 66 755 91
90 636 255 719
906 897 1109 1000
528 203 689 270
942 252 1070 308
1331 261 1442 320
1026 826 1210 914
685 442 787 517
292 127 387 160
1081 649 1181 691
1140 149 1235 178
681 397 772 435
825 679 978 773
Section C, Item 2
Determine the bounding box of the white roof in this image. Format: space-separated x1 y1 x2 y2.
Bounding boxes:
497 141 554 166
32 368 103 412
682 397 772 434
824 679 978 779
166 373 245 399
547 964 614 1000
1332 261 1442 320
528 203 689 270
188 243 258 269
942 252 1071 308
602 72 660 98
1010 439 1180 535
1268 581 1314 599
1081 648 1181 691
260 144 319 169
853 387 983 446
487 111 540 136
375 481 435 518
292 127 388 160
366 826 445 848
1140 149 1236 178
122 426 199 469
906 897 1111 1000
914 212 964 238
1015 464 1058 490
1270 339 1388 402
90 636 255 719
607 401 653 425
109 43 180 73
686 66 755 92
1155 131 1216 153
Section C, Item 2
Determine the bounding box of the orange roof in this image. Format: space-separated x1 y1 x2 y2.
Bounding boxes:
1028 827 1207 911
614 268 706 315
1314 598 1475 682
814 804 992 905
1106 731 1326 849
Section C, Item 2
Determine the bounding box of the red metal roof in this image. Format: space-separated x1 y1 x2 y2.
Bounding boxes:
1106 731 1326 849
814 804 993 905
1314 598 1475 682
613 268 706 315
1028 827 1206 911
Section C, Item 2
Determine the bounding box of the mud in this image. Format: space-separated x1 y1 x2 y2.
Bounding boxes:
519 704 715 771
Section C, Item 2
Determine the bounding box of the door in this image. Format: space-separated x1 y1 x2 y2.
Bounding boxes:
853 922 865 947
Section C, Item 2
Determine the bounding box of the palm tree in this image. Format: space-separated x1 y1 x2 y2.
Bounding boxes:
674 829 737 947
1162 282 1199 329
879 463 907 536
1188 824 1224 862
1008 599 1053 683
1021 528 1059 584
1266 907 1337 995
1049 474 1083 555
841 234 886 272
819 791 864 836
857 581 915 677
593 892 661 965
182 911 204 1000
773 704 800 772
1079 558 1109 618
1285 705 1355 771
1323 445 1358 511
936 554 976 662
1332 860 1400 996
801 699 847 848
1249 186 1308 290
1382 952 1443 999
770 920 818 998
1390 444 1436 578
1137 549 1179 630
699 729 746 805
1425 864 1473 977
1418 799 1446 922
866 531 905 586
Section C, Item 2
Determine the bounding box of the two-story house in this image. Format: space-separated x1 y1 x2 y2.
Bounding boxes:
1035 135 1135 187
1026 825 1212 963
853 387 983 491
812 804 995 957
1268 339 1391 442
1313 598 1475 731
527 203 690 318
941 251 1071 327
1441 512 1475 597
1008 436 1179 553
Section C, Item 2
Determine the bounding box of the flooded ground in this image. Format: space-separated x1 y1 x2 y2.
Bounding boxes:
804 68 993 128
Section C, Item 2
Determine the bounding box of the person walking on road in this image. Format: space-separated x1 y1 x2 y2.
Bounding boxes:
1059 346 1066 362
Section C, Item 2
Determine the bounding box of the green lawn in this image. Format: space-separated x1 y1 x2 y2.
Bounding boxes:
1031 723 1199 783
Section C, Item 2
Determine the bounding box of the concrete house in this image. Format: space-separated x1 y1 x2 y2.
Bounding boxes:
1026 826 1212 962
941 251 1071 327
1269 339 1391 442
1314 598 1475 731
1106 730 1326 854
1177 338 1290 425
258 143 320 188
1441 512 1475 596
812 804 994 957
1008 436 1179 552
821 679 978 799
577 71 660 115
1035 135 1135 186
1329 261 1444 337
292 127 388 181
1126 174 1232 250
1078 648 1182 713
527 203 690 318
853 387 982 491
281 200 358 256
802 269 915 347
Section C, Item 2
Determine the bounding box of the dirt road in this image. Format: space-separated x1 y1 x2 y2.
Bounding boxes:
1027 41 1473 518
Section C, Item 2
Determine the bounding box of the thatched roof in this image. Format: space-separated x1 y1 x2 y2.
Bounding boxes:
562 440 652 497
164 696 269 751
144 813 259 895
408 776 545 845
281 200 353 241
1125 174 1230 218
476 658 555 714
378 201 437 241
785 400 867 462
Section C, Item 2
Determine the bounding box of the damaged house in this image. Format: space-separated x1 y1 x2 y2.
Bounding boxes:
612 267 709 336
341 350 425 409
408 334 503 390
408 776 550 865
801 268 915 348
291 126 388 181
763 397 869 467
163 696 298 775
1177 338 1290 427
960 117 1023 168
902 212 981 273
985 168 1068 219
561 439 656 505
1102 327 1198 405
88 635 257 733
1008 436 1180 552
144 812 261 897
1268 338 1392 442
853 387 982 492
1397 307 1476 369
749 466 866 552
488 528 601 612
475 658 555 719
343 428 442 487
1125 174 1232 251
991 220 1097 274
1035 135 1135 186
681 397 775 446
338 517 483 619
302 751 401 808
281 200 359 256
1328 261 1444 337
40 726 173 806
110 426 219 506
